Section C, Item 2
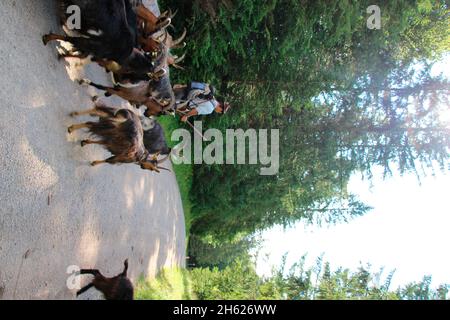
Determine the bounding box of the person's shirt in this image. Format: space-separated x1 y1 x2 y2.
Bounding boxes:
187 85 212 101
188 98 219 115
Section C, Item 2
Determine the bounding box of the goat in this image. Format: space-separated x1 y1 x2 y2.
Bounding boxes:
44 0 156 77
135 4 186 71
111 27 187 85
150 29 187 71
68 102 170 172
141 118 172 155
78 78 175 117
136 5 174 37
76 259 134 300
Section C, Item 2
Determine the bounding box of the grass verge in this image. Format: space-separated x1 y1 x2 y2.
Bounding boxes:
158 116 194 238
135 268 196 300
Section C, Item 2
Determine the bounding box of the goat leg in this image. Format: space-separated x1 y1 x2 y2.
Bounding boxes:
78 79 116 97
78 79 108 91
81 140 105 147
42 33 66 45
70 105 111 118
70 108 98 117
91 160 107 167
68 123 91 133
79 269 101 276
91 156 118 167
76 283 94 297
58 52 88 60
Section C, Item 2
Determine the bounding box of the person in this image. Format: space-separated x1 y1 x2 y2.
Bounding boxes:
174 81 214 103
173 82 230 122
180 98 230 122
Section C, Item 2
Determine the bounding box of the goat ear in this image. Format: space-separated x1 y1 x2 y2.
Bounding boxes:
152 151 161 161
123 259 129 274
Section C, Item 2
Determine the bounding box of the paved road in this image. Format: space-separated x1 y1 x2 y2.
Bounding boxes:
0 0 185 299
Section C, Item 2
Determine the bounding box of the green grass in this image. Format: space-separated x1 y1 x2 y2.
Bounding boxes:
158 116 194 238
135 268 196 300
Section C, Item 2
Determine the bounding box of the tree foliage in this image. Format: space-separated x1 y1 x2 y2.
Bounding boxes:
184 256 450 300
160 0 450 240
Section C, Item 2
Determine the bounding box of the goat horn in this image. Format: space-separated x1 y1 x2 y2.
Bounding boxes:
171 28 187 47
162 31 169 43
171 42 186 50
157 166 171 172
155 68 168 79
147 68 167 81
155 17 172 32
170 9 178 19
162 98 172 106
174 52 186 64
162 97 176 111
155 30 168 43
152 151 162 161
172 64 185 70
157 155 171 165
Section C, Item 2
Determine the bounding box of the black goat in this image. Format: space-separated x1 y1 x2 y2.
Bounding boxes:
77 259 134 300
142 118 172 155
43 0 155 75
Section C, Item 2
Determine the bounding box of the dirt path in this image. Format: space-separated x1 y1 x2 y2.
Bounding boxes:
0 0 185 299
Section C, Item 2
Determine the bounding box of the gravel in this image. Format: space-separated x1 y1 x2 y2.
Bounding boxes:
0 0 185 300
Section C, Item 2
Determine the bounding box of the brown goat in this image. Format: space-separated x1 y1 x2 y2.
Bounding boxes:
77 259 134 300
136 5 187 71
68 102 170 172
136 5 174 37
157 29 187 70
78 79 175 117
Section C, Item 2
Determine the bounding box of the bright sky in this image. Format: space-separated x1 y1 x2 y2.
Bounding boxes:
255 56 450 289
256 168 450 288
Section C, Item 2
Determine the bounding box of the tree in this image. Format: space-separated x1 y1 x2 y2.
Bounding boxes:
316 62 450 179
160 0 450 240
187 234 262 269
267 255 448 300
189 258 268 300
161 255 450 300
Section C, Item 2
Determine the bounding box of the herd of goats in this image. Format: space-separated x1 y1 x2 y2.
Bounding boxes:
43 0 189 174
40 0 195 299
